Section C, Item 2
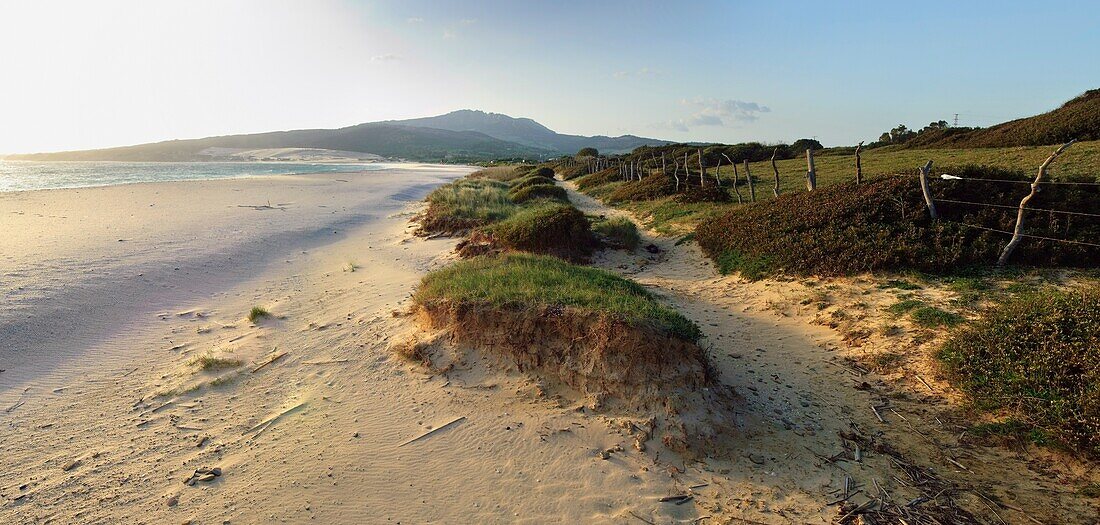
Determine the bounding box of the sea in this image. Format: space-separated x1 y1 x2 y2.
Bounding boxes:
0 160 417 193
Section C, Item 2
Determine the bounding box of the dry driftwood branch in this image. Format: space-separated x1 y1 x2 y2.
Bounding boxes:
996 139 1076 266
398 416 466 447
918 160 937 219
252 349 287 373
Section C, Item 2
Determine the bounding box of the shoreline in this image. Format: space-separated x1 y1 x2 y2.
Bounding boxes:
0 167 468 404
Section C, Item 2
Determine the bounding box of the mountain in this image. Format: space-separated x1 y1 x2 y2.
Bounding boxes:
390 110 669 154
6 123 549 163
5 110 671 162
907 89 1100 149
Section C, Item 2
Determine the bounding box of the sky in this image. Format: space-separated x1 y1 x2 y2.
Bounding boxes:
1 0 1097 153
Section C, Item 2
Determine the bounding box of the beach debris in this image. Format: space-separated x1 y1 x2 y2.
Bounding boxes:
659 494 694 505
183 466 222 486
251 349 287 373
166 494 179 507
61 459 82 472
245 401 309 437
398 416 466 447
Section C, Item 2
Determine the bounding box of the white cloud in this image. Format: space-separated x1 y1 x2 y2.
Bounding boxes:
668 98 771 131
370 54 400 62
613 67 660 79
406 17 423 23
442 29 455 39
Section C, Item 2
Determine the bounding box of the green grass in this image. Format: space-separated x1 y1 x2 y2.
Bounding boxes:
509 183 568 203
886 299 924 315
591 216 640 250
414 253 701 341
877 279 923 290
248 306 270 322
190 353 243 371
939 288 1100 457
488 204 595 261
910 306 965 328
571 140 1100 234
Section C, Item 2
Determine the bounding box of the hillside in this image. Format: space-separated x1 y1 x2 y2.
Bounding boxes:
5 110 671 162
907 89 1100 148
5 123 549 163
392 110 670 154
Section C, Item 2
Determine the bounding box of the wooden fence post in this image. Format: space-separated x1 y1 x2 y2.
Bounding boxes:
918 160 937 219
743 160 756 202
770 146 780 197
698 148 705 187
671 158 681 192
714 156 722 186
997 140 1076 266
855 141 864 184
805 147 817 191
724 154 743 204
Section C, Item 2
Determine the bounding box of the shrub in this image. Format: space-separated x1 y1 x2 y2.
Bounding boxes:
575 168 620 191
533 166 555 178
414 253 700 341
606 174 678 203
939 289 1100 457
488 204 596 261
556 162 590 180
675 184 732 204
509 183 568 204
910 306 965 328
695 166 1100 277
592 216 640 250
576 147 599 158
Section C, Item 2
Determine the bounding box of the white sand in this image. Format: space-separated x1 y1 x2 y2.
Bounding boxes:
0 167 702 524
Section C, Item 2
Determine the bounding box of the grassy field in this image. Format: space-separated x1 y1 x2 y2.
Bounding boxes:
584 140 1100 235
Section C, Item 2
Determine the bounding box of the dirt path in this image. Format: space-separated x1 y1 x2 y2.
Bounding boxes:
565 181 1098 524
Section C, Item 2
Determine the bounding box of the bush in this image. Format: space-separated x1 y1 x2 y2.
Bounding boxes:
606 174 678 203
575 168 620 191
557 162 590 181
592 216 640 250
576 147 599 157
939 289 1100 457
489 204 596 261
695 166 1100 277
533 166 555 178
414 253 700 341
675 184 732 204
509 183 568 204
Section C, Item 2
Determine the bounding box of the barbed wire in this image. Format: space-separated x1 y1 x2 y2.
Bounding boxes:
934 174 1100 186
932 197 1100 218
943 220 1100 248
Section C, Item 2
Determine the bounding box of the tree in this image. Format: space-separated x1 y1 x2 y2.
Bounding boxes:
576 147 598 158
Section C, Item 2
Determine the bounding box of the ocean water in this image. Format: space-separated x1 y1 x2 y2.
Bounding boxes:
0 160 417 192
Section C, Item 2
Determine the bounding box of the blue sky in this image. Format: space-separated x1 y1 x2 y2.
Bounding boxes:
1 0 1097 152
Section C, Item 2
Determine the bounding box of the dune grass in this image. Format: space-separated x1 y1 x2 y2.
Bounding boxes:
414 253 701 341
248 306 270 322
190 353 243 371
487 204 595 260
592 216 640 250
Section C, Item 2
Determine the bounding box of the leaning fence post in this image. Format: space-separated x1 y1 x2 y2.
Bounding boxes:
805 147 817 191
770 146 781 197
996 139 1076 266
918 160 937 219
743 159 756 202
723 154 742 204
855 141 864 184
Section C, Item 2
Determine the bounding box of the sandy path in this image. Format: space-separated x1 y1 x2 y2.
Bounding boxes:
565 181 1098 524
0 169 703 524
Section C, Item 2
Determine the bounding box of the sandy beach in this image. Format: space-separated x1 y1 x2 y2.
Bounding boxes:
0 167 708 524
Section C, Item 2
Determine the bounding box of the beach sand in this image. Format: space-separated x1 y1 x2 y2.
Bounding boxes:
0 167 702 524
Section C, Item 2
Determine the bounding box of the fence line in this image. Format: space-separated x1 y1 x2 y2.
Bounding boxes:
931 197 1100 218
944 220 1100 249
